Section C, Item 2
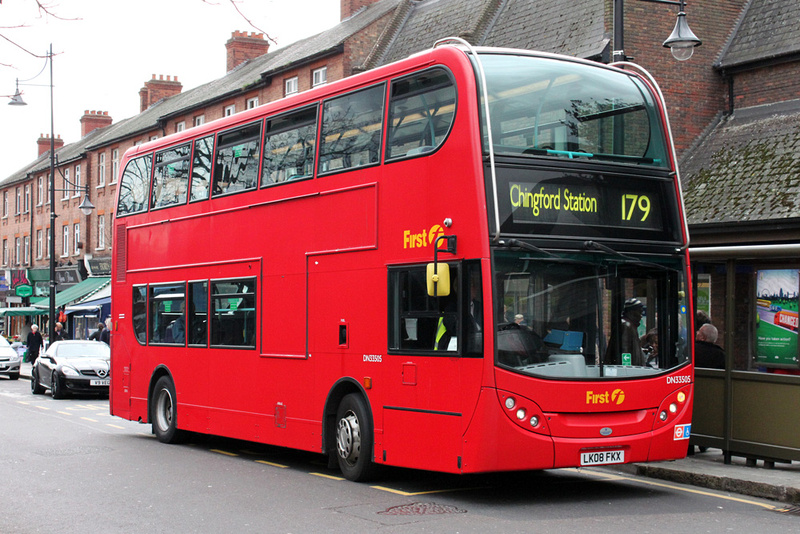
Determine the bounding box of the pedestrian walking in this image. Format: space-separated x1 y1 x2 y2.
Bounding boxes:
26 324 44 366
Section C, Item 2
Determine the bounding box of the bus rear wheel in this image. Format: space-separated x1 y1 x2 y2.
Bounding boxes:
335 393 376 482
152 376 184 444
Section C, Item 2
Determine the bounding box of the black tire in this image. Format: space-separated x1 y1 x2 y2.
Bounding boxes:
31 369 45 395
335 393 377 482
8 372 19 380
51 373 66 399
152 376 184 444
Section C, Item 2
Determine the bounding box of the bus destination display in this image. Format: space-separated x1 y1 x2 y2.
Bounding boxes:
507 180 665 232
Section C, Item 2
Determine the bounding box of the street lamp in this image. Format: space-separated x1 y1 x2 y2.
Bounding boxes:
6 44 95 344
614 0 702 62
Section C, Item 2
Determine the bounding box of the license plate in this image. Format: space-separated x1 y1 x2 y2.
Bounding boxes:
580 450 624 466
90 379 110 386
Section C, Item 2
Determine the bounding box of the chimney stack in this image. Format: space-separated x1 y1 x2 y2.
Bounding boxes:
226 31 270 72
37 134 64 157
341 0 379 20
80 110 113 137
139 74 183 112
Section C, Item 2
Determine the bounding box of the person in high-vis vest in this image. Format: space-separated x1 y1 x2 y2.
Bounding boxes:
433 271 459 351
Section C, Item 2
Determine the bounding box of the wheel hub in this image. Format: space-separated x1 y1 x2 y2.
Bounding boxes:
336 411 361 464
156 390 173 431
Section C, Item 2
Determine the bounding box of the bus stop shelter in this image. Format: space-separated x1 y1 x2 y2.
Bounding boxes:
690 244 800 466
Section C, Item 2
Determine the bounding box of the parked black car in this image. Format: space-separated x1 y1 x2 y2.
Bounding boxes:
31 340 110 398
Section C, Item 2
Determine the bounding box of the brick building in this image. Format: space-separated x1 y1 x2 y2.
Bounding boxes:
0 0 789 354
681 0 800 372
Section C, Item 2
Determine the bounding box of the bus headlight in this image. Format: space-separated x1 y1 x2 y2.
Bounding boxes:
659 411 668 421
669 403 677 414
499 390 549 436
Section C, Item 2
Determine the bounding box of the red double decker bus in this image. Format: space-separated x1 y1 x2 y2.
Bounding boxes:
110 39 693 481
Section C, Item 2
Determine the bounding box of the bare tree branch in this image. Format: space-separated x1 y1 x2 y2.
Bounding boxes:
34 0 80 22
0 32 47 59
223 0 277 45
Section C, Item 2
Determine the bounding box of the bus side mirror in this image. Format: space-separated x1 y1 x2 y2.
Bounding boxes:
427 263 451 297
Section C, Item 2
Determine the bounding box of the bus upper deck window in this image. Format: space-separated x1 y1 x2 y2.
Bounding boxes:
262 106 318 186
117 155 152 216
190 135 214 202
152 143 191 210
386 68 456 160
212 122 262 197
318 85 384 174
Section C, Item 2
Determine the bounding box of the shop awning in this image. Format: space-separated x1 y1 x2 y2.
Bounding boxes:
66 287 111 313
32 277 111 310
76 284 110 304
0 306 48 317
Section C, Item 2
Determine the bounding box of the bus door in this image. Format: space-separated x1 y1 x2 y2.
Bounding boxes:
383 261 485 473
205 265 259 439
109 289 139 419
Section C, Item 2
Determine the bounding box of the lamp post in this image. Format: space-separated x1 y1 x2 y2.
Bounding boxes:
614 0 702 62
7 44 95 344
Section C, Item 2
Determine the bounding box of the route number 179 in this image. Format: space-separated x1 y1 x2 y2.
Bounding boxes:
621 194 651 222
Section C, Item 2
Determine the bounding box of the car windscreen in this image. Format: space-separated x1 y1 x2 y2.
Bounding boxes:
56 343 110 359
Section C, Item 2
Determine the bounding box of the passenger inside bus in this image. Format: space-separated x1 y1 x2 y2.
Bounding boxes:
641 328 659 368
604 298 646 366
434 271 459 352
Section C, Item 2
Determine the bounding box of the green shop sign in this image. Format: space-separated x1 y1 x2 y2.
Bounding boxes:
15 284 33 298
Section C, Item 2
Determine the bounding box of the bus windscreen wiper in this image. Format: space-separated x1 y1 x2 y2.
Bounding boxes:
497 238 557 257
583 240 671 271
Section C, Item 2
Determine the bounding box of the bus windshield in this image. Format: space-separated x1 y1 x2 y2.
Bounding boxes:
494 248 689 379
479 53 669 167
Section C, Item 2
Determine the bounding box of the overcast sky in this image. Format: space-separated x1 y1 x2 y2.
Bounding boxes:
0 0 340 179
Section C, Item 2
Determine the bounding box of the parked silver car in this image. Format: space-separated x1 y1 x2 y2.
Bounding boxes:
0 336 21 380
31 340 110 398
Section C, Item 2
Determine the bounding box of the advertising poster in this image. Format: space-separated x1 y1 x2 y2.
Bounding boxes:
696 274 711 319
755 269 799 366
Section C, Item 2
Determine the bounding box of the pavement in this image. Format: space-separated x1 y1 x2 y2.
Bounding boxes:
12 362 800 505
610 449 800 505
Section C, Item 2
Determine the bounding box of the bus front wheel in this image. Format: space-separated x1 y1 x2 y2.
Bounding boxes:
152 376 184 444
335 393 376 482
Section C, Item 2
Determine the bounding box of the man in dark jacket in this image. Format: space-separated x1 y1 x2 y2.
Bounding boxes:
26 324 44 365
89 322 105 341
54 322 69 342
695 323 726 369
